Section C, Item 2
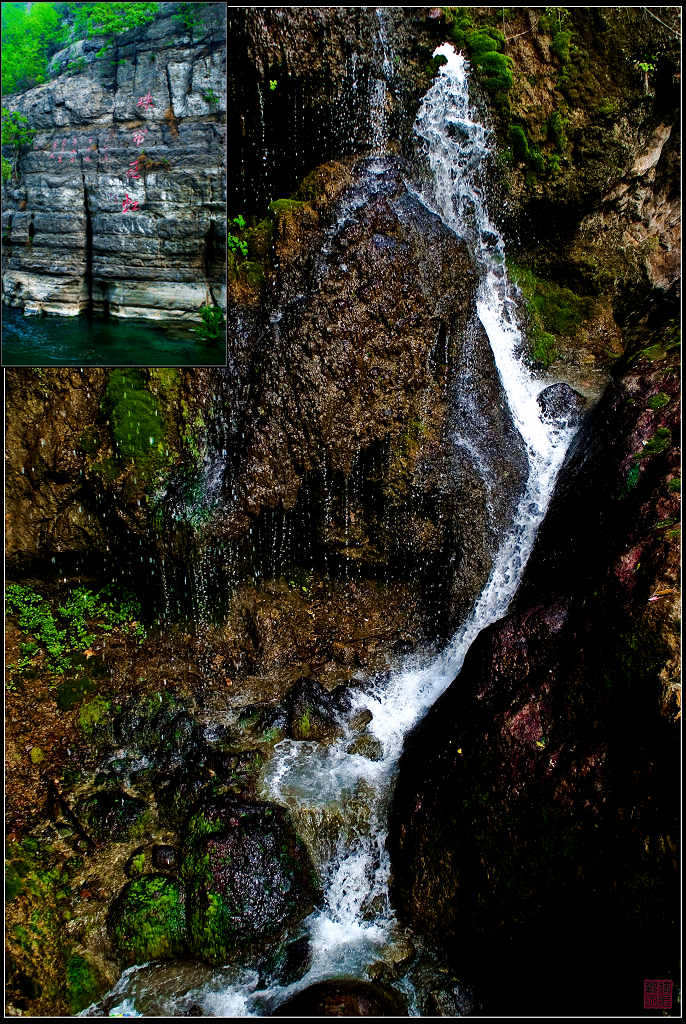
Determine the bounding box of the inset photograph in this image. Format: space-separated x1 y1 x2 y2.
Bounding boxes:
1 1 226 366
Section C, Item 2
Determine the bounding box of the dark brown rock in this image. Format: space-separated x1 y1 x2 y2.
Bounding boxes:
273 978 407 1017
390 296 681 1016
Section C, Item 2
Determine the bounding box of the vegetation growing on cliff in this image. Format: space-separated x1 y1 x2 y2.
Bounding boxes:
1 2 160 93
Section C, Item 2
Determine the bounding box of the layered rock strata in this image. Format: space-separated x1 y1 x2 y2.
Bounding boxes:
1 2 226 321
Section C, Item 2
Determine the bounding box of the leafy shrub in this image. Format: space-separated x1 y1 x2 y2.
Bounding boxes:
2 108 36 150
1 2 63 94
196 304 225 340
228 214 248 257
72 3 160 58
5 583 144 675
172 2 203 40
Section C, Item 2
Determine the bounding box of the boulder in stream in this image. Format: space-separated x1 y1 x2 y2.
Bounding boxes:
108 875 187 966
537 382 587 427
273 977 407 1016
182 798 320 964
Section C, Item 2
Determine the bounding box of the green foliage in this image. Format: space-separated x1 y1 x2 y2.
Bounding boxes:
2 108 36 149
6 582 144 676
552 29 572 64
668 477 681 493
647 392 670 410
6 836 76 1009
196 304 226 341
71 3 159 57
269 79 278 91
625 464 641 492
203 88 219 108
228 214 248 257
2 155 12 183
1 2 63 94
66 57 87 75
172 2 203 39
6 584 70 672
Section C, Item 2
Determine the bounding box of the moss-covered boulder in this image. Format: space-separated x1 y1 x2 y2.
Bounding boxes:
182 798 320 964
108 875 187 965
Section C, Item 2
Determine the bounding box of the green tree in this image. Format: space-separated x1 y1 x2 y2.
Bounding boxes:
1 107 36 183
70 2 159 56
1 2 64 94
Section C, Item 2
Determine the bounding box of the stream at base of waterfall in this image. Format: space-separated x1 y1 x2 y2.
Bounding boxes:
86 44 579 1018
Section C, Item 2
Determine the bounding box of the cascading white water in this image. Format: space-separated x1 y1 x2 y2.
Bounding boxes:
193 43 578 1017
88 44 579 1019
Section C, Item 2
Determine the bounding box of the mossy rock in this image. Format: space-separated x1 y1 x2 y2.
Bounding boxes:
268 198 306 217
101 370 169 479
285 677 345 743
76 790 147 842
108 875 187 965
56 673 95 711
65 952 104 1014
182 799 320 964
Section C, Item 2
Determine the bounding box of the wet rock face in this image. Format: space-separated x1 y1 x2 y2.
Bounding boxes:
390 300 680 1015
228 8 440 215
284 677 345 743
224 157 527 634
2 3 226 320
537 381 587 427
182 799 320 964
273 978 407 1017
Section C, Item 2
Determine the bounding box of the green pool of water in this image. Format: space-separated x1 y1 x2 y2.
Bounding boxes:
1 306 226 366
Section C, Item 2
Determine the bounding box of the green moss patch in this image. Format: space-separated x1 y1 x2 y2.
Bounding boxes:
65 954 102 1014
508 261 594 368
102 369 168 479
108 875 187 965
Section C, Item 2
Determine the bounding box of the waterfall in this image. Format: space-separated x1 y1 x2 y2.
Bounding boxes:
370 7 394 153
89 45 579 1019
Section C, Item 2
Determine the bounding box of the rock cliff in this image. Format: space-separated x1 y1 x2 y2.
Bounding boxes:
1 2 225 321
